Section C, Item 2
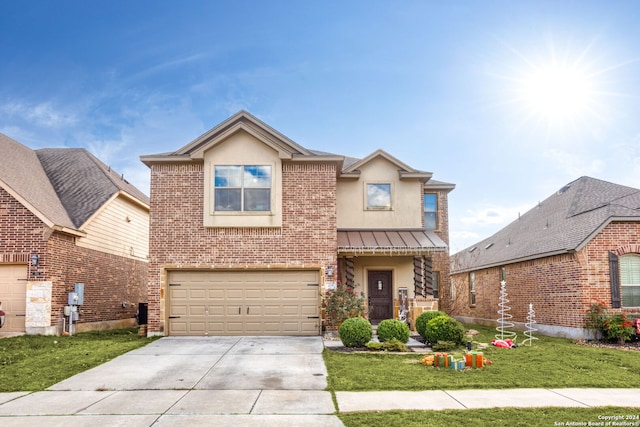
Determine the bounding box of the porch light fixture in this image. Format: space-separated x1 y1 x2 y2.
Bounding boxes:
30 253 40 267
326 266 333 277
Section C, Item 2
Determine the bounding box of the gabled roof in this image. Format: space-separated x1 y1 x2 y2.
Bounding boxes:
140 111 455 189
0 133 149 234
0 133 75 230
36 148 150 228
339 149 433 182
451 176 640 273
141 110 342 164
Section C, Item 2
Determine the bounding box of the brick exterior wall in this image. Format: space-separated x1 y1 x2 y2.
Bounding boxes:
147 161 338 334
449 221 640 336
46 232 147 328
1 186 147 333
0 187 47 262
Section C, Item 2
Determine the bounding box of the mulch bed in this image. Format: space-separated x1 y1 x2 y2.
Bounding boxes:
574 339 640 352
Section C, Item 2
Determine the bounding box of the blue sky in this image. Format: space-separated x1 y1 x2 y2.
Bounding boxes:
2 1 639 253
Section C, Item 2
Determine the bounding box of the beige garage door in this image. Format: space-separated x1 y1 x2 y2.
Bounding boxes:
167 270 321 336
0 265 27 333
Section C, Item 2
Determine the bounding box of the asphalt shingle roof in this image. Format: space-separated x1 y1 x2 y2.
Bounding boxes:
0 133 75 228
1 134 149 231
451 176 640 273
36 148 149 228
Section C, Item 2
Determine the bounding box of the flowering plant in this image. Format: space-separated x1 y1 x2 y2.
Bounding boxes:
584 299 635 344
603 313 636 345
323 281 367 329
583 299 607 332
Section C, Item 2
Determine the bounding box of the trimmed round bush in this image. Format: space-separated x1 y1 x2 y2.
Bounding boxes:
415 310 447 339
376 319 410 343
339 317 373 347
424 315 465 345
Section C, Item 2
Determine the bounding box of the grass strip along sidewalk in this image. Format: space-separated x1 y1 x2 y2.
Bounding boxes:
0 328 158 392
325 324 640 426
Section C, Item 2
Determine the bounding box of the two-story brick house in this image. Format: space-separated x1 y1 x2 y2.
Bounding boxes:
141 111 454 336
0 133 149 335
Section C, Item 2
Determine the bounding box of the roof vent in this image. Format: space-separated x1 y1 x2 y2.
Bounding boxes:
557 184 571 194
485 243 494 250
469 246 477 253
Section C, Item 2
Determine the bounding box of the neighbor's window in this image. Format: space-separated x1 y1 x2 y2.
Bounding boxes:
366 183 391 209
424 193 437 230
469 272 476 306
620 253 640 307
214 165 271 212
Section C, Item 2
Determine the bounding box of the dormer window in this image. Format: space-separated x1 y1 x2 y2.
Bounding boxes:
366 183 391 210
214 165 271 212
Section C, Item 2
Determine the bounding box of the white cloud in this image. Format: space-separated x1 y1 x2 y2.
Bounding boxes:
459 203 528 226
1 101 77 128
543 148 605 178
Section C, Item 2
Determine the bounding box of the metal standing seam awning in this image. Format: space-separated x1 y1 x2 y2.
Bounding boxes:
337 229 448 256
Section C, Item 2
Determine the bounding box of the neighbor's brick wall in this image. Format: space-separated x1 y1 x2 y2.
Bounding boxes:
448 221 640 331
147 161 338 333
1 187 147 331
47 232 148 328
0 187 47 265
583 221 640 316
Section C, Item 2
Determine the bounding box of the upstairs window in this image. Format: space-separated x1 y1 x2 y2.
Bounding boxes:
424 193 437 230
214 165 271 212
366 183 391 209
621 253 640 307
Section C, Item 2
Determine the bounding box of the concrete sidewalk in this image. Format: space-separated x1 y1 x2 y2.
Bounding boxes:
335 388 640 413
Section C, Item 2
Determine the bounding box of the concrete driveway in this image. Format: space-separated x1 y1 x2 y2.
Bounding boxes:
0 336 344 426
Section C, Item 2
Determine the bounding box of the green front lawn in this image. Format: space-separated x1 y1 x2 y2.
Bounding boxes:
0 328 158 392
324 324 640 391
339 407 640 427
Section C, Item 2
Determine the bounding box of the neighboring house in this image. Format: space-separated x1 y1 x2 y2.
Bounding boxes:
0 134 149 335
141 111 454 336
450 176 640 339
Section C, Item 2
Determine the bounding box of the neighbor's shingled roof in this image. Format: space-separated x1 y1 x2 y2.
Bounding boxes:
0 133 149 232
36 148 149 228
451 176 640 273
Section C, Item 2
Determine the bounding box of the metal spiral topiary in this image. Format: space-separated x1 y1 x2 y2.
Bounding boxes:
496 280 517 341
521 303 539 346
345 257 355 287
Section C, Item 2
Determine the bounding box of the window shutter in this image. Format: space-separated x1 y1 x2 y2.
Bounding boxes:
609 252 621 309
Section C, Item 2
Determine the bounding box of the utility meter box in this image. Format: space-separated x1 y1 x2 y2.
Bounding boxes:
68 292 79 305
73 283 85 305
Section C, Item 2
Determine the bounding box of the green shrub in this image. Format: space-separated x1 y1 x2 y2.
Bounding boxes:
365 342 384 351
415 310 447 339
424 315 465 345
382 338 408 352
339 317 372 347
376 319 410 343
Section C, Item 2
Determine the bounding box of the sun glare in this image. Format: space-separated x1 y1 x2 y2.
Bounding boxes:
489 35 620 132
521 64 594 121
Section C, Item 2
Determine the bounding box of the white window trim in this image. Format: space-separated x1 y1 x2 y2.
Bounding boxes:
213 164 273 214
364 182 393 211
204 160 282 228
